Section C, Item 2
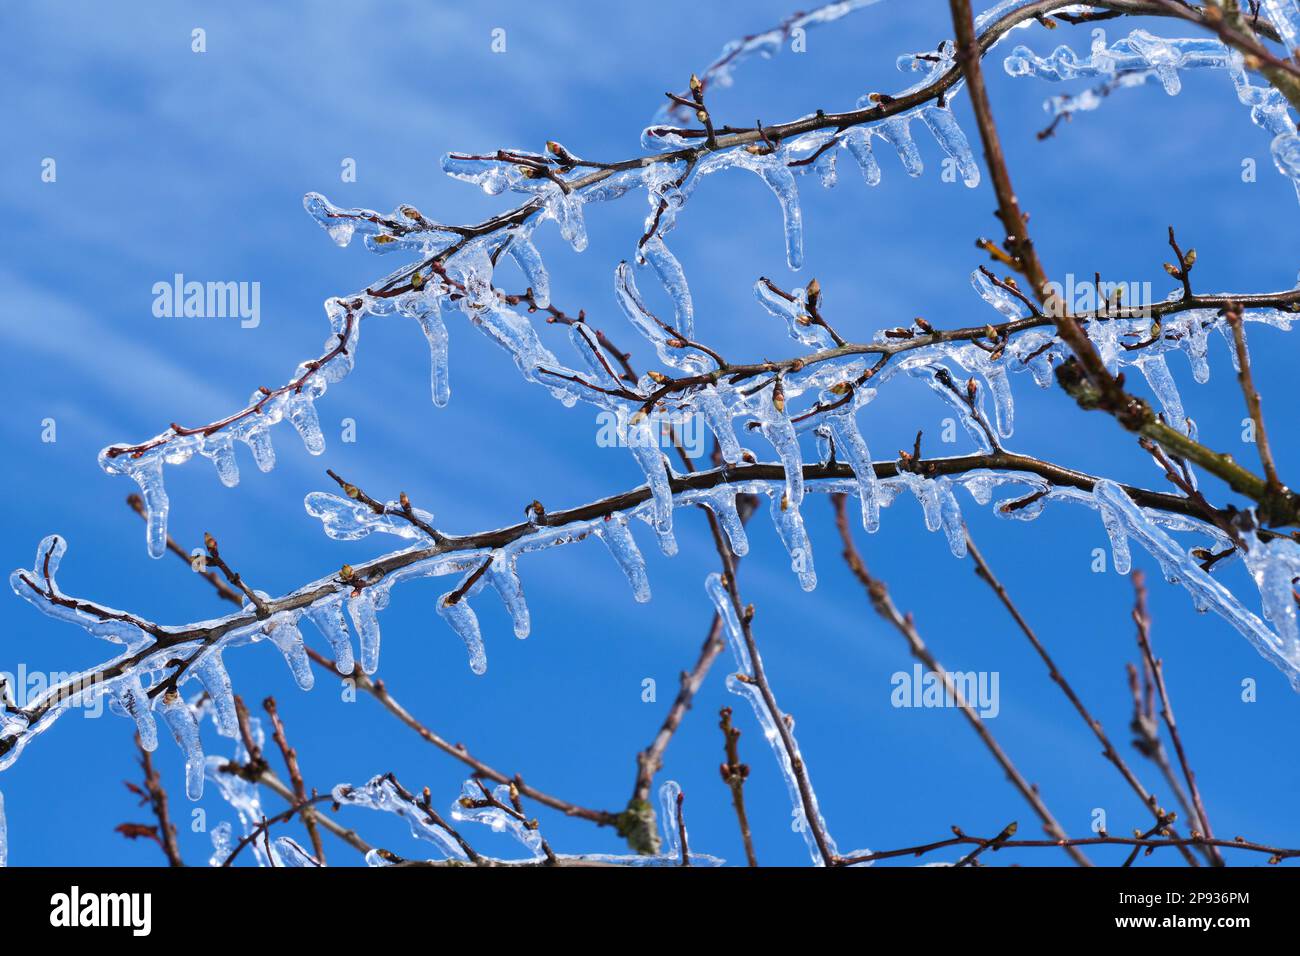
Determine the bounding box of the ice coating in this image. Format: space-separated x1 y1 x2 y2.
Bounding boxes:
706 572 837 864
1005 29 1300 201
161 694 205 801
333 774 470 862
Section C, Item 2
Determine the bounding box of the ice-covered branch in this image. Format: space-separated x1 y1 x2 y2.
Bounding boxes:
95 0 1207 557
17 438 1297 800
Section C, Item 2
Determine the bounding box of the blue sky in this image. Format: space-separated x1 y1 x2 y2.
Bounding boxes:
2 0 1299 867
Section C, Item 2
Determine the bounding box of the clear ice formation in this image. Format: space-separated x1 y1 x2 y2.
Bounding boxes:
1004 28 1300 201
13 0 1300 807
706 572 840 865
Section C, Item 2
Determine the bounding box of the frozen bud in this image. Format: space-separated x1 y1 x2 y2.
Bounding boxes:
985 324 998 341
546 140 563 156
915 317 932 333
373 234 395 244
1163 262 1180 277
829 381 852 395
796 314 813 326
806 277 821 302
518 165 538 178
966 378 977 401
1182 249 1196 269
399 491 410 510
780 492 790 512
343 482 360 499
400 205 423 221
203 532 218 553
695 109 708 123
410 271 426 290
689 72 703 93
647 370 669 384
772 378 786 413
340 564 355 581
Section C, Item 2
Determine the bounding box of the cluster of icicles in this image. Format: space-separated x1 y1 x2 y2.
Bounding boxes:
1004 22 1300 201
9 2 1300 835
199 702 720 866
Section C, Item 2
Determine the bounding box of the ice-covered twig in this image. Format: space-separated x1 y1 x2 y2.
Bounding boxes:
3 451 1259 776
718 706 759 867
836 827 1300 865
963 532 1200 865
100 0 1192 556
832 492 1090 866
1130 571 1225 866
657 0 885 123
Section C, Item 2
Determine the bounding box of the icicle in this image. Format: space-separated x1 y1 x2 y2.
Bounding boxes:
637 235 694 338
161 693 205 800
769 491 816 591
116 675 158 751
437 588 488 675
242 421 276 474
195 650 239 738
595 513 651 602
705 572 751 671
304 602 354 675
899 471 944 532
757 161 804 270
840 127 882 186
756 390 804 509
877 117 923 176
827 408 880 533
266 618 314 690
1136 353 1189 436
415 311 452 408
200 434 240 488
123 456 170 559
695 386 744 463
981 362 1015 439
937 479 967 558
627 414 675 547
505 230 549 308
287 394 325 455
704 487 750 556
347 592 383 675
487 552 530 639
920 105 980 187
